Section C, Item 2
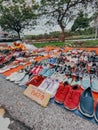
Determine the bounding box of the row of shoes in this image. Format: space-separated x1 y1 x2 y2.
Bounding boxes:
3 59 97 92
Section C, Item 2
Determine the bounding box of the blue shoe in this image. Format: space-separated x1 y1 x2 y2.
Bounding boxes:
39 68 49 76
79 87 94 117
48 57 56 64
43 68 55 77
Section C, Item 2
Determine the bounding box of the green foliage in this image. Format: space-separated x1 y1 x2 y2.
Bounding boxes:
0 0 37 38
71 11 90 32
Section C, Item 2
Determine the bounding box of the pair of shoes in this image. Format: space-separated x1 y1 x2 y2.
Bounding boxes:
79 87 94 118
38 78 59 98
55 82 81 110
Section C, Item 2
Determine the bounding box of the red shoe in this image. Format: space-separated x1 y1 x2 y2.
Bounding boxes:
29 66 38 74
64 85 81 110
54 82 71 104
26 75 45 87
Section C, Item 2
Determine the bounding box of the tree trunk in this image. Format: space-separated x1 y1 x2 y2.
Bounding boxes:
95 27 98 39
58 21 65 42
17 31 21 39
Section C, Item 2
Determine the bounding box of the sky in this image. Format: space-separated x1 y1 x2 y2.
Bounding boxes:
23 20 73 35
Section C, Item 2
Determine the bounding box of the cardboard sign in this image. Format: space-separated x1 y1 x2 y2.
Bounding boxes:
24 85 51 107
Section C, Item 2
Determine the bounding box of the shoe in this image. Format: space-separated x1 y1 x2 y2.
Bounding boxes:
33 66 43 75
64 85 81 110
29 66 39 74
39 67 49 76
0 66 10 73
71 76 81 86
43 68 55 77
38 78 53 91
94 103 98 123
48 57 56 64
6 72 19 80
26 75 44 87
63 77 72 84
81 73 91 89
79 87 94 117
91 74 98 92
54 82 70 104
51 72 66 82
19 74 29 86
14 71 26 83
46 79 59 98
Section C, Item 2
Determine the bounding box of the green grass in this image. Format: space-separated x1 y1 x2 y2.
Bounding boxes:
33 40 98 48
82 40 98 47
33 42 65 48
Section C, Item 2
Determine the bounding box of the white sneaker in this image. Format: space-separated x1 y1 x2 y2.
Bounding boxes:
38 78 52 91
14 71 26 83
46 79 59 98
9 70 24 81
6 72 19 80
19 74 29 86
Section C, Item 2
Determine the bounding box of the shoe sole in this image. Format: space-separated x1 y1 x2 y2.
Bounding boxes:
79 104 94 118
54 99 64 104
64 105 77 111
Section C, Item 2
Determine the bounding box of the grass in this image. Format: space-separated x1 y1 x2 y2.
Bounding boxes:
82 40 98 47
33 42 65 48
33 40 98 48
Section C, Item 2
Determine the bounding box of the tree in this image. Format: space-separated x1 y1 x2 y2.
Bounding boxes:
71 11 90 32
0 0 37 39
39 0 96 42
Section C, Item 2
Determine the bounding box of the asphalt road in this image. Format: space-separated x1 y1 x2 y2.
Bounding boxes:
0 77 98 130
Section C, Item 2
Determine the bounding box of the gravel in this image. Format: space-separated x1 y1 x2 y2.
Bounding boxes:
0 77 98 130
